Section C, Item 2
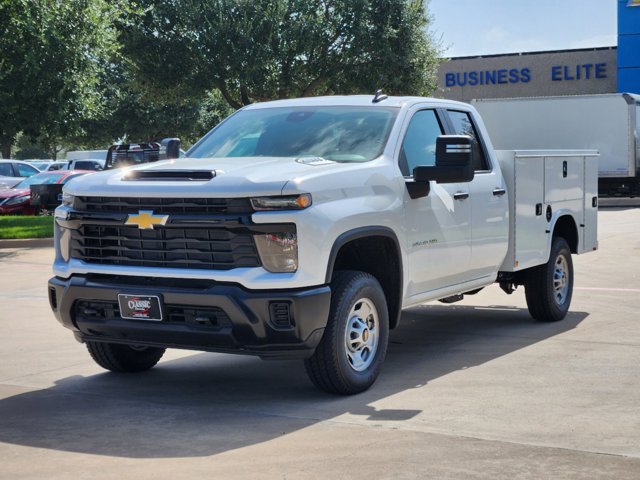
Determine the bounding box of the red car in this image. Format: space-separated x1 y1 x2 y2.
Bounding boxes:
0 170 91 215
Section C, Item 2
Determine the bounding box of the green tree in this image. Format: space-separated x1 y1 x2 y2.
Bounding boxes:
0 0 122 159
72 62 233 149
121 0 441 109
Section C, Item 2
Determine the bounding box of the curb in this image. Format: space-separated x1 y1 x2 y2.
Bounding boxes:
0 238 54 249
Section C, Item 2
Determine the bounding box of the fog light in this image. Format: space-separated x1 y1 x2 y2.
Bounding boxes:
254 232 298 273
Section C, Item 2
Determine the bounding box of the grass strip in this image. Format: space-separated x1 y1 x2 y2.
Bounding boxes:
0 216 54 239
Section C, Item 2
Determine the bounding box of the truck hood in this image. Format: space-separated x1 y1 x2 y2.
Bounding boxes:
63 156 349 197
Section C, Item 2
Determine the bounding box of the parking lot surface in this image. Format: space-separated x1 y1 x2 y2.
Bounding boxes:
1 207 639 479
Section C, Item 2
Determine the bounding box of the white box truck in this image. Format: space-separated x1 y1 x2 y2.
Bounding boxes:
472 93 640 197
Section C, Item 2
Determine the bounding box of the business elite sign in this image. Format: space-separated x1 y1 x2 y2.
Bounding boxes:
445 63 608 88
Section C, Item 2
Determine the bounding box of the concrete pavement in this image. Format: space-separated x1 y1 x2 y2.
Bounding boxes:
1 207 639 479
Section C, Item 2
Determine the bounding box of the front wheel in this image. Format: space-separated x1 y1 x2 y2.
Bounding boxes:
304 271 389 395
525 237 574 322
86 341 165 373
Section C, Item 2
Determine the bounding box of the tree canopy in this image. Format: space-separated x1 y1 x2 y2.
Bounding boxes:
2 0 441 157
122 0 440 108
0 0 123 158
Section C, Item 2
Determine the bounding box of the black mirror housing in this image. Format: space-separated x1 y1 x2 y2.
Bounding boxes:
160 138 181 160
413 135 474 184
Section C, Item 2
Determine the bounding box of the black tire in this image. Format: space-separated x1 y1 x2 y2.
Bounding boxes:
304 271 389 395
525 237 574 322
86 341 165 373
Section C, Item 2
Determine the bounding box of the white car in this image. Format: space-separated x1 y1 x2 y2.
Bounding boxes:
0 160 40 190
28 160 68 172
61 159 105 171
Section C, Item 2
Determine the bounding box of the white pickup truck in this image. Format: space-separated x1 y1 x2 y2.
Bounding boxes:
48 94 598 394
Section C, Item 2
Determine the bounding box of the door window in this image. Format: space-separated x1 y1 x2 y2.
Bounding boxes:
399 110 443 176
16 163 39 177
0 163 13 176
447 110 489 171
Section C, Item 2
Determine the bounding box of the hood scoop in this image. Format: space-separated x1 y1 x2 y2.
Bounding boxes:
122 170 216 181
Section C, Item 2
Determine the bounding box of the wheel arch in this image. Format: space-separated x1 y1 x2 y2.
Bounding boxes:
326 227 403 329
550 213 579 254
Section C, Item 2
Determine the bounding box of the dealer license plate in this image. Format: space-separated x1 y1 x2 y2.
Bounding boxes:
118 294 163 321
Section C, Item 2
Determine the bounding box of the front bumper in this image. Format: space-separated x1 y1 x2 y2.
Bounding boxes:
48 274 330 359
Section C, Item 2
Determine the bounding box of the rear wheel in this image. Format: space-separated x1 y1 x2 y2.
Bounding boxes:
305 271 389 395
525 237 574 322
86 341 165 373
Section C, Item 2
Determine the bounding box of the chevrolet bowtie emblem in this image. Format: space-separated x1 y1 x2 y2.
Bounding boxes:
125 210 169 229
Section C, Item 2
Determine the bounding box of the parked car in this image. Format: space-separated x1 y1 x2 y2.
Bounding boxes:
0 170 91 215
61 159 105 171
28 160 68 172
0 160 40 190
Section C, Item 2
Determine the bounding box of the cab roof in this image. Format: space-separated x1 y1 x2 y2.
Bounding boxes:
242 95 471 110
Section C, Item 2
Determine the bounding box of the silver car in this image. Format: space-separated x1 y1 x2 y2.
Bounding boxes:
0 160 40 190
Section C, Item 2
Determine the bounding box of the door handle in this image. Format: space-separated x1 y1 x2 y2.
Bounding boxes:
492 188 506 197
453 192 469 200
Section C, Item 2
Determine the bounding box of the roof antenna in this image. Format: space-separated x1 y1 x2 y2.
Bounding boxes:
372 89 388 103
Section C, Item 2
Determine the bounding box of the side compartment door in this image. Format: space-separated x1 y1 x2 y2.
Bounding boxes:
400 108 471 296
446 109 509 279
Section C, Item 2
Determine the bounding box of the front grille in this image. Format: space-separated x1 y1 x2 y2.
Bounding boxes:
76 196 253 214
71 225 260 270
75 300 231 328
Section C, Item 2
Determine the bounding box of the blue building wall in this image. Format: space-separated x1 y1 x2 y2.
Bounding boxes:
618 0 640 93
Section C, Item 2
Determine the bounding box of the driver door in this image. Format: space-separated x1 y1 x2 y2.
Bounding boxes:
400 108 471 297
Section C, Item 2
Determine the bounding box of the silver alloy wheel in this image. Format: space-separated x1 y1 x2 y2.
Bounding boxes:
344 298 379 372
553 254 570 305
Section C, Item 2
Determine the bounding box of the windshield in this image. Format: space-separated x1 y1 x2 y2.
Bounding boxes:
189 106 399 162
14 173 65 189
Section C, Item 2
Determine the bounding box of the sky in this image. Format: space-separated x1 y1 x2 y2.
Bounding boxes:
428 0 618 58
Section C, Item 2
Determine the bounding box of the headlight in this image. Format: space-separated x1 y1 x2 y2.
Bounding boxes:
254 232 298 273
251 194 311 211
61 192 75 208
5 195 30 206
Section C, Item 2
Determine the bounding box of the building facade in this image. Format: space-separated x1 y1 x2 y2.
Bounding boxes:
435 0 640 102
436 48 617 103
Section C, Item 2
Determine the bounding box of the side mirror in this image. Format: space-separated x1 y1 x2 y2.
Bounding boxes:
160 138 181 160
413 135 474 184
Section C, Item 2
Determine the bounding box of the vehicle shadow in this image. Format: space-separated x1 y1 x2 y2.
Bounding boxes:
0 250 18 260
0 304 587 459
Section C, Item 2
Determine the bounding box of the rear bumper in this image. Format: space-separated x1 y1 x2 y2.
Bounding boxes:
48 274 330 359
